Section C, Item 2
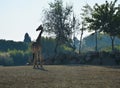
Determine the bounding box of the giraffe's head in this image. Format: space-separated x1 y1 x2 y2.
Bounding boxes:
36 25 43 32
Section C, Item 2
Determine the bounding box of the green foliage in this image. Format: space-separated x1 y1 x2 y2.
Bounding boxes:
3 57 14 66
0 39 30 66
101 45 120 52
82 33 120 52
43 0 74 53
81 3 93 30
8 50 30 66
83 0 120 51
60 44 73 52
0 37 74 66
0 53 14 66
24 33 31 43
41 37 73 57
0 40 28 52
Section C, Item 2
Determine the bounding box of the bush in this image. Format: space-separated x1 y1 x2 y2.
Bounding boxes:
8 50 30 66
0 53 14 66
3 57 14 66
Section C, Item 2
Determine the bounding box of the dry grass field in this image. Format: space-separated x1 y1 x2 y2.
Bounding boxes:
0 65 120 88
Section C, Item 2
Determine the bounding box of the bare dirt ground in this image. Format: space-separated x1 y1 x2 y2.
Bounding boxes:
0 65 120 88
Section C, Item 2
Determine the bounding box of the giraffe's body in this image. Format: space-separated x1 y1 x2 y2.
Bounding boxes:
31 25 43 69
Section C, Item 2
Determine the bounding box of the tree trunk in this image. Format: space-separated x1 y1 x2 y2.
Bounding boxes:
73 29 76 52
79 29 83 54
110 36 115 52
52 41 59 63
54 42 59 55
95 30 98 52
73 37 76 52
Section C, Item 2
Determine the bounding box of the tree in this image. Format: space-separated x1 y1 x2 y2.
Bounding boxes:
43 0 73 54
94 0 119 51
80 4 93 53
85 0 120 51
72 13 80 51
109 2 120 51
117 4 120 38
24 33 31 43
72 14 76 51
79 22 85 53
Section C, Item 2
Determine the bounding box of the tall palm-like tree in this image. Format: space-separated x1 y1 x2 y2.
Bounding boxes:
80 4 93 53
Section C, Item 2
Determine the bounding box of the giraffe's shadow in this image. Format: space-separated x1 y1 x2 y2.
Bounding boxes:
33 67 48 71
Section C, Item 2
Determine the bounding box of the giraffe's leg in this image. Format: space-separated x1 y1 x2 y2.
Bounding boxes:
40 52 43 68
38 53 40 66
36 52 39 69
32 53 35 64
33 53 36 69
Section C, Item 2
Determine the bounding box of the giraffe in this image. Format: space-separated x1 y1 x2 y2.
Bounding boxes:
31 25 43 69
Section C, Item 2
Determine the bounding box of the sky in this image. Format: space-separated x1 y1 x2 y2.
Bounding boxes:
0 0 119 41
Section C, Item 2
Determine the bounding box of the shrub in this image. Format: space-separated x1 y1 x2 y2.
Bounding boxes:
0 53 14 66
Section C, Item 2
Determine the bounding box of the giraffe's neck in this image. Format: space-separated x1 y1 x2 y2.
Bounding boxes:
36 30 43 44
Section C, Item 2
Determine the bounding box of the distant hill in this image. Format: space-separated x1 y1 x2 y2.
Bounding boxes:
81 33 120 52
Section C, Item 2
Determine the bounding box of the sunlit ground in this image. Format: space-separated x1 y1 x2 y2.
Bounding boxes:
0 65 120 88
